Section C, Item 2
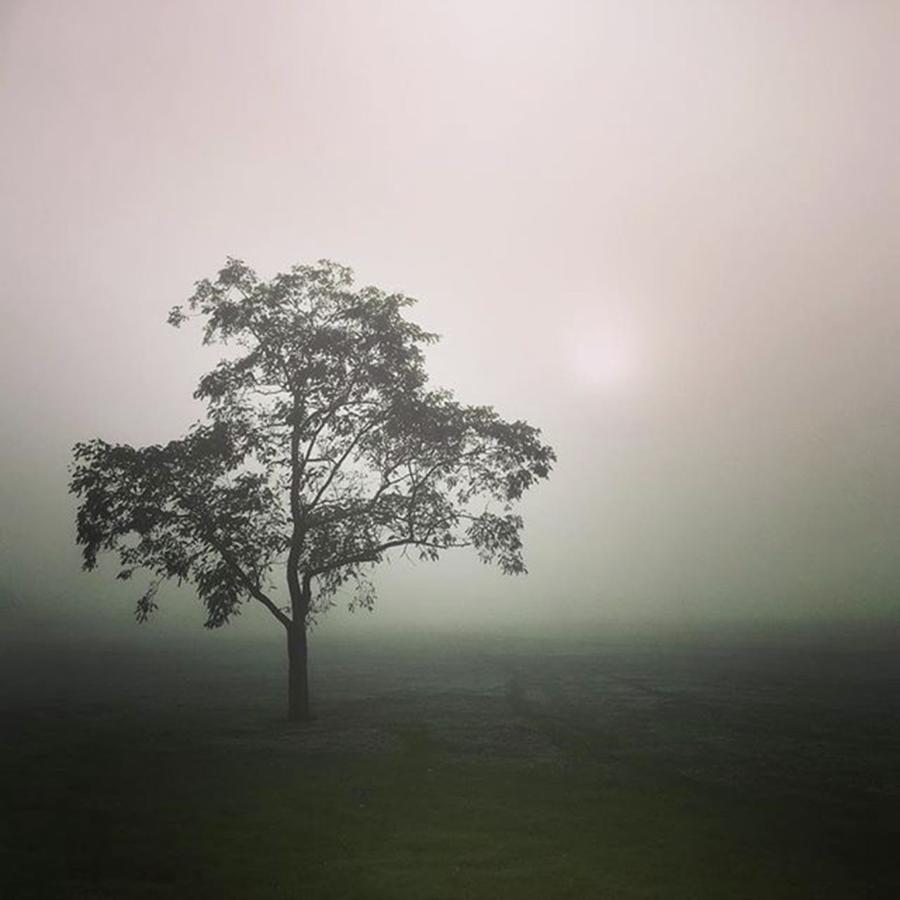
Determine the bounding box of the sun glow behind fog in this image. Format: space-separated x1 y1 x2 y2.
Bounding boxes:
566 315 643 391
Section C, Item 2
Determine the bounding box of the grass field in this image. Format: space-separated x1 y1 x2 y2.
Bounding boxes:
2 626 898 898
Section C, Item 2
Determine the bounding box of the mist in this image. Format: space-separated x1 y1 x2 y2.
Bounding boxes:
6 5 900 898
1 0 898 642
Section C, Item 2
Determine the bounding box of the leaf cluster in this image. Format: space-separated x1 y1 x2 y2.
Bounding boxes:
71 259 555 628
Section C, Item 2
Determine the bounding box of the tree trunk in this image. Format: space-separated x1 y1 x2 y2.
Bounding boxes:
287 621 311 721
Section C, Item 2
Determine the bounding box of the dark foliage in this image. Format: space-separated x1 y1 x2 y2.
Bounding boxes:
71 259 555 632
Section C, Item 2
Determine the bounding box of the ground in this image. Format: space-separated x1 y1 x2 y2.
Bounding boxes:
2 625 898 898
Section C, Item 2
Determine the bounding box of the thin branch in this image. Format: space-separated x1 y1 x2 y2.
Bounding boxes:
306 410 389 510
179 493 292 629
309 536 472 577
205 531 291 628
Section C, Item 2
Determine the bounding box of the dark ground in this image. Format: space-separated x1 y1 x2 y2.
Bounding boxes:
2 624 899 898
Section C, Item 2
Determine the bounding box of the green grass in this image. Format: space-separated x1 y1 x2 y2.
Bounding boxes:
2 633 897 897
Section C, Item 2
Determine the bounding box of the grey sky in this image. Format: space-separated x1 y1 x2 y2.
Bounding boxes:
1 1 898 636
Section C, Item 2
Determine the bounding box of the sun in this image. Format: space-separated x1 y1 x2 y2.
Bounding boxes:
568 324 640 389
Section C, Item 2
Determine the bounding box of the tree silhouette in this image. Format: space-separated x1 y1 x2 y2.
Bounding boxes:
70 259 555 720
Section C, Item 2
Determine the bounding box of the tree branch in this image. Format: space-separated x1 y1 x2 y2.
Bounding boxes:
306 410 389 510
309 536 472 577
204 530 291 628
181 493 292 629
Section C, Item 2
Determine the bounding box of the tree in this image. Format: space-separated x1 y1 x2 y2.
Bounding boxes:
70 259 555 720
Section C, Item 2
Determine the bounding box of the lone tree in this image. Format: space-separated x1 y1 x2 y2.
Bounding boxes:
70 259 555 720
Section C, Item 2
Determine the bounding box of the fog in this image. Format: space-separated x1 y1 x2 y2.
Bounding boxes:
1 0 898 642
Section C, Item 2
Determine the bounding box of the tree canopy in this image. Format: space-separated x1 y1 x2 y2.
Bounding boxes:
71 259 556 639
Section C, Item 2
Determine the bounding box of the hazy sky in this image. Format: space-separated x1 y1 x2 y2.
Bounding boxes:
1 0 898 638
